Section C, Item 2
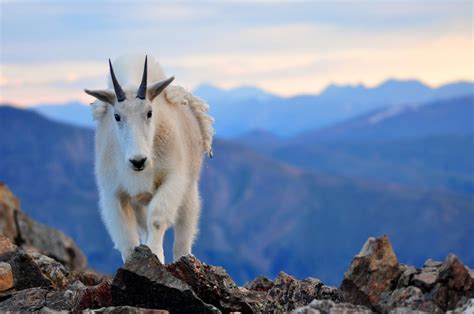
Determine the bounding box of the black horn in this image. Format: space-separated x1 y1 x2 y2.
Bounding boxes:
109 59 126 102
137 55 147 100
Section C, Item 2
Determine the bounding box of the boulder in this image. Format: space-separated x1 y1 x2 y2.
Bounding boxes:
29 251 70 289
431 254 474 311
83 306 169 313
0 262 13 292
112 245 219 313
378 286 442 313
0 183 87 270
340 235 402 309
264 272 341 312
0 183 19 241
0 287 49 311
0 250 52 290
0 234 16 255
167 254 261 313
293 299 372 314
244 275 274 292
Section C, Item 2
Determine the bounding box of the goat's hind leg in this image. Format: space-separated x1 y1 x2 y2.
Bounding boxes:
173 184 200 261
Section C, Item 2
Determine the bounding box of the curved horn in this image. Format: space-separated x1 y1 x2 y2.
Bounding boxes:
137 55 147 100
109 59 126 102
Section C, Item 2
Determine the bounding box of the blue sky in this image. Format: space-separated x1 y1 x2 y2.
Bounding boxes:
0 1 472 105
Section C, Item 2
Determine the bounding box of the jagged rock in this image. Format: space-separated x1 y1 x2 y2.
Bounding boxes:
0 262 13 292
0 183 19 241
431 254 474 311
396 265 417 288
83 306 169 313
0 249 52 290
0 279 113 312
340 235 402 309
15 206 87 271
0 183 87 271
293 299 372 314
71 269 110 287
0 234 16 254
167 254 261 313
244 275 275 292
438 254 472 291
44 280 88 310
378 286 442 313
264 272 342 312
447 298 474 313
76 278 113 311
112 245 219 313
30 251 70 289
412 268 439 292
0 287 49 311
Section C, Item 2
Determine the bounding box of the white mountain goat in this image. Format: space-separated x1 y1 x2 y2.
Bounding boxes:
84 55 214 263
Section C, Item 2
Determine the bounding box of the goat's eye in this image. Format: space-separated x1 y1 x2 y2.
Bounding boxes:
147 110 152 119
114 114 121 122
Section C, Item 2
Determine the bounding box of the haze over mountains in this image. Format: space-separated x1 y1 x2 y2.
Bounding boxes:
32 79 474 137
1 79 473 286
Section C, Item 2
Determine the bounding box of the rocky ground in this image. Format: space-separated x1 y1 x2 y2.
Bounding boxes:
0 183 472 313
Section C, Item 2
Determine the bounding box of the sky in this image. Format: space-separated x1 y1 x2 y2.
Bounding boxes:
0 1 473 106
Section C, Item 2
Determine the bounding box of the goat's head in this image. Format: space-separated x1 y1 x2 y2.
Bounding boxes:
85 56 174 172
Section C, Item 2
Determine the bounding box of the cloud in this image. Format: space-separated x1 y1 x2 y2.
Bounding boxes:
0 1 472 105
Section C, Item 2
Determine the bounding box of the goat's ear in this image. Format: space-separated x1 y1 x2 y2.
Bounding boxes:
147 77 174 102
84 89 116 105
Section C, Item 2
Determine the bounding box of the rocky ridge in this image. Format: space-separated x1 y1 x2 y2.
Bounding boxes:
0 183 472 313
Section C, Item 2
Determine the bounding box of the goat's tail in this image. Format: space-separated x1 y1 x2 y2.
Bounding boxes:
189 94 215 158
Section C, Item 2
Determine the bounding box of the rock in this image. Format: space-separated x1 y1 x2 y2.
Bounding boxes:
0 287 49 311
424 259 443 268
431 254 474 311
438 254 472 291
15 209 87 271
447 298 474 313
44 280 88 310
244 275 275 292
83 306 169 313
30 251 69 289
1 279 112 312
0 183 19 241
412 266 439 292
0 234 16 255
264 272 341 312
0 183 87 271
378 286 442 313
71 269 109 287
340 235 402 309
293 299 372 314
76 278 113 311
112 245 219 313
0 262 13 292
0 249 52 290
167 254 259 313
396 265 417 288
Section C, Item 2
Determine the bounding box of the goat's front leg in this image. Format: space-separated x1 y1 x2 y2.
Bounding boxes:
100 191 140 262
146 173 187 263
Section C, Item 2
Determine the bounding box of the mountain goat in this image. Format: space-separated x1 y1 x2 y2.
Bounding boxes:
84 55 214 263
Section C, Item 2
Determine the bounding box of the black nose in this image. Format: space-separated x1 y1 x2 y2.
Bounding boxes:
129 157 147 170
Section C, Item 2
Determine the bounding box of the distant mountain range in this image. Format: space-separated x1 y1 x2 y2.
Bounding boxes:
0 105 473 287
237 96 474 193
30 79 474 137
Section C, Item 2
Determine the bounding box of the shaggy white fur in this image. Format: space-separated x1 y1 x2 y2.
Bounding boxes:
85 55 214 263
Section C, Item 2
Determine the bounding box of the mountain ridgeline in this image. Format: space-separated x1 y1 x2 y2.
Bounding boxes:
1 82 473 286
32 79 474 137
